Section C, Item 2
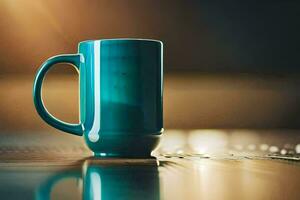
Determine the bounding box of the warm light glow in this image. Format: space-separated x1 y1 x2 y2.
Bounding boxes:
259 144 269 151
269 146 279 153
3 0 64 37
280 149 287 155
295 144 300 153
160 130 186 153
229 130 261 154
234 144 244 151
247 144 256 151
187 130 228 154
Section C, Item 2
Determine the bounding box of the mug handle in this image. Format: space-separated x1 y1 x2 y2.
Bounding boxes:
33 54 83 136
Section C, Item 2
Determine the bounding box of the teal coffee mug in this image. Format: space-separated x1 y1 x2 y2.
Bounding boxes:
33 39 163 157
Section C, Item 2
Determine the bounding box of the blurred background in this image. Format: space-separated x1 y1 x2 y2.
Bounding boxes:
0 0 300 132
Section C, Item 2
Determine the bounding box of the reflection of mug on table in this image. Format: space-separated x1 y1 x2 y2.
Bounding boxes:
33 39 163 157
37 160 160 200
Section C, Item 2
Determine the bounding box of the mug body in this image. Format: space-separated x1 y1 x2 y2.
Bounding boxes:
78 39 163 157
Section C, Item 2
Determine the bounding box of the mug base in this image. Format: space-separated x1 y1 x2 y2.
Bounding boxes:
85 134 161 158
93 152 157 158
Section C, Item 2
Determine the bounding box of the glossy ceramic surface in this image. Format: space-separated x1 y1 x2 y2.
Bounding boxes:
33 39 163 157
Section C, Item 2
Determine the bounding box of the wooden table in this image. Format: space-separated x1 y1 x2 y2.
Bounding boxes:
0 130 299 200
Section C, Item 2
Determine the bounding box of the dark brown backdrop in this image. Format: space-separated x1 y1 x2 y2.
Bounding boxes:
0 0 299 131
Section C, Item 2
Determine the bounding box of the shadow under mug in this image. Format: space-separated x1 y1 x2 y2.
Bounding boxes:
33 39 163 157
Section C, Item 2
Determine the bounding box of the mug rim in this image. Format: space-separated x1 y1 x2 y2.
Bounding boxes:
79 38 162 46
